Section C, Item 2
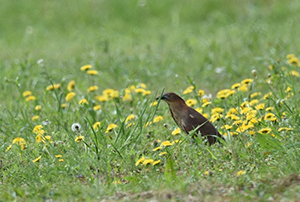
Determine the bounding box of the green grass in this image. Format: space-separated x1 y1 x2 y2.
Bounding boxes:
1 0 300 201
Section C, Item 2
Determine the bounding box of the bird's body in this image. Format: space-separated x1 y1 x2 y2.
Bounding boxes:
158 92 223 145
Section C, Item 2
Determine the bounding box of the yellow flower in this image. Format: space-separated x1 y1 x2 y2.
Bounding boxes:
87 70 99 75
259 127 272 134
46 85 54 91
55 155 62 158
211 107 224 114
46 84 61 91
216 89 231 99
150 101 157 107
171 128 181 135
135 88 145 94
290 70 299 77
26 95 36 102
65 92 76 102
35 134 43 143
93 105 101 111
105 123 118 133
122 93 132 101
227 108 239 115
75 135 85 142
22 91 32 97
153 146 162 151
32 115 39 121
264 113 277 121
159 152 167 156
35 105 42 111
6 144 12 152
79 98 89 105
288 57 299 65
67 80 76 91
143 90 151 96
152 160 161 166
96 95 109 102
138 83 147 89
153 116 163 123
221 125 232 130
198 90 205 97
93 122 101 131
263 92 272 100
160 141 172 147
125 114 136 123
236 170 246 177
103 89 119 99
278 127 293 132
80 64 92 71
195 107 203 114
231 83 241 89
87 85 98 92
250 92 261 98
33 125 44 134
241 78 253 85
61 103 67 108
265 107 274 111
32 156 42 163
183 86 194 94
210 113 223 122
45 135 51 141
186 99 197 107
59 159 64 162
286 54 295 59
255 103 265 110
238 85 248 92
202 102 212 107
13 137 26 145
135 156 145 166
143 159 154 165
249 99 259 106
285 86 292 93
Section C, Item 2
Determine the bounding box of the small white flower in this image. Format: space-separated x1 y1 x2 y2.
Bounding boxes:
71 123 81 132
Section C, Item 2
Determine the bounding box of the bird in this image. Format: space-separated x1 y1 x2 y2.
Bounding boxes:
157 92 223 145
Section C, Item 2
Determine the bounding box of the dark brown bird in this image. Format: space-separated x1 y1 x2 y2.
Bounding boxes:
157 92 223 145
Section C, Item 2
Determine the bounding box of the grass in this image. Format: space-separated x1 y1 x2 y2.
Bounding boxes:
1 0 300 201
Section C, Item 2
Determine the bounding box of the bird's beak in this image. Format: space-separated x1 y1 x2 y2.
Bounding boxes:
156 95 166 100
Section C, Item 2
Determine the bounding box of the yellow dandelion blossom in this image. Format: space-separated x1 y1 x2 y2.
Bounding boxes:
135 88 145 94
202 102 212 107
198 90 205 97
203 113 209 119
87 70 99 75
150 101 157 107
226 114 240 120
227 108 239 115
290 70 299 77
80 64 92 71
93 122 101 131
153 115 163 123
22 91 32 97
278 127 293 132
103 89 119 99
125 114 136 123
152 160 161 166
186 99 197 107
59 159 64 162
45 135 51 141
285 86 292 93
26 95 36 102
210 113 223 123
240 101 249 109
171 128 181 135
216 89 231 99
259 127 272 134
122 93 132 101
32 156 42 163
159 152 167 156
238 85 248 92
61 103 67 108
211 107 224 114
221 125 232 130
255 103 265 110
250 92 261 98
241 78 253 85
183 86 194 94
35 134 43 143
249 99 259 106
286 54 295 59
135 156 145 166
75 135 85 142
105 123 117 133
67 80 76 91
160 141 173 147
35 105 42 111
240 107 252 114
32 115 39 121
153 146 162 151
87 85 98 93
265 107 274 112
93 105 101 111
195 107 203 114
65 92 76 102
143 90 151 96
79 98 89 105
288 57 299 65
231 83 241 89
96 95 109 102
264 113 277 122
54 84 61 89
237 170 246 177
138 83 147 89
46 85 54 91
6 144 12 152
33 125 43 134
55 155 62 158
143 159 154 166
13 137 26 145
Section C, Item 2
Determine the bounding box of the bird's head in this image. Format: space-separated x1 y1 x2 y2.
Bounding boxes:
156 92 185 104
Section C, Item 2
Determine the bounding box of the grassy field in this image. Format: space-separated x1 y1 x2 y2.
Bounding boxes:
1 0 300 201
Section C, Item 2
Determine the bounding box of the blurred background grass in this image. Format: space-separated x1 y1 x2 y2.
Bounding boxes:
1 0 300 106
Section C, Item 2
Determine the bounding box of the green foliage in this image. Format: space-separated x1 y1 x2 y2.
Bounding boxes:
1 0 300 201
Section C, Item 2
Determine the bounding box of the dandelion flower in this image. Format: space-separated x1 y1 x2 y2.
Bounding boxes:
35 105 42 111
153 146 162 151
65 92 76 102
150 101 157 107
241 78 253 85
143 159 154 165
264 113 276 121
183 86 194 94
152 160 161 166
259 127 272 134
32 115 39 121
153 116 163 123
55 155 62 158
79 98 89 105
87 85 98 92
238 85 248 92
159 152 167 156
87 70 99 75
61 103 67 108
278 127 293 132
22 91 32 97
75 135 85 142
198 90 205 97
211 107 224 114
202 102 211 107
80 64 92 71
125 114 136 123
32 156 42 163
59 159 64 162
93 122 101 131
105 123 117 133
186 99 197 107
231 83 241 89
26 95 36 102
135 156 145 166
255 103 265 110
13 137 26 145
67 80 76 91
122 93 132 101
171 128 181 135
160 141 172 147
93 105 101 111
237 170 246 177
6 144 12 152
250 92 261 98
